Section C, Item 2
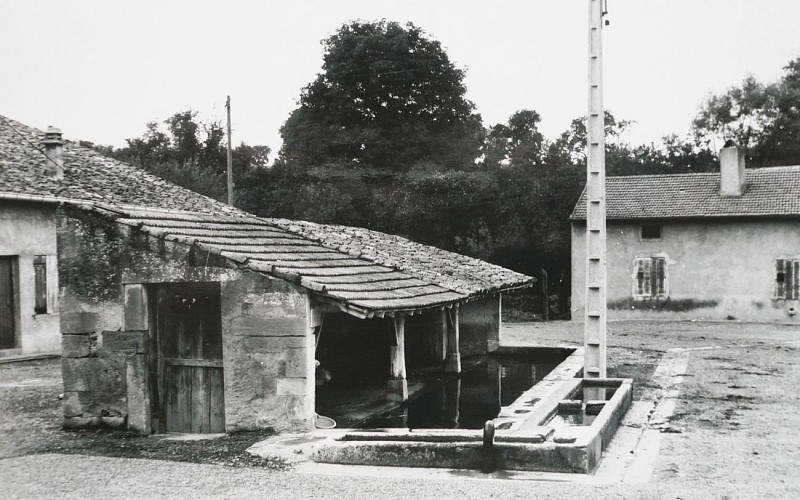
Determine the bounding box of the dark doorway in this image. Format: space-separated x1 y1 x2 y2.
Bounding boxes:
0 257 17 349
152 282 225 433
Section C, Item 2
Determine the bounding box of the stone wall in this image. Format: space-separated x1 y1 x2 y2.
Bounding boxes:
58 206 314 433
0 201 60 355
459 294 501 356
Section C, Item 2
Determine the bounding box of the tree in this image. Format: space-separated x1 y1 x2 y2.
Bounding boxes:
109 110 270 201
753 57 800 166
692 57 800 167
481 110 546 170
692 75 778 158
278 20 483 170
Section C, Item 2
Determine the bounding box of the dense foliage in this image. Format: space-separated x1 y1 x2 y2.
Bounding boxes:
103 110 270 201
278 21 483 171
99 21 800 318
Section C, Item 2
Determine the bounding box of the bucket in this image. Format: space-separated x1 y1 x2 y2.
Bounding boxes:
315 414 337 429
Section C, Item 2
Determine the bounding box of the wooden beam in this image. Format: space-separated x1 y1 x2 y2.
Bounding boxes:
444 305 461 373
387 314 408 402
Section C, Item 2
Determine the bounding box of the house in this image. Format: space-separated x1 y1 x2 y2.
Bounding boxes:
0 115 533 433
571 145 800 322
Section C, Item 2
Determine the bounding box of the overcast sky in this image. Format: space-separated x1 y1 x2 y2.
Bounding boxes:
2 1 798 159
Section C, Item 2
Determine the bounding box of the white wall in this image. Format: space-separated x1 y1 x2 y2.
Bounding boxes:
0 202 60 354
572 219 800 322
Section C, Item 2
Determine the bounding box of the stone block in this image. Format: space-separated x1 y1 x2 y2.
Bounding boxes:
104 330 147 353
123 284 148 331
276 377 308 396
243 335 308 352
61 312 99 334
62 334 91 358
230 316 306 337
126 354 151 434
62 392 87 417
284 347 309 378
62 357 126 393
100 416 126 428
387 379 409 402
280 394 312 423
63 416 100 429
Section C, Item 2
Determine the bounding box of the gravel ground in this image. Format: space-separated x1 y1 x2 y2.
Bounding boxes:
2 320 799 499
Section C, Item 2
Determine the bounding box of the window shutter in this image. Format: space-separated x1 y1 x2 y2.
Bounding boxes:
33 256 47 314
776 259 786 299
652 257 666 296
642 258 651 296
792 260 799 300
635 258 645 296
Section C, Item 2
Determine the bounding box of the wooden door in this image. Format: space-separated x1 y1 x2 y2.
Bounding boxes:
0 257 16 349
155 282 225 433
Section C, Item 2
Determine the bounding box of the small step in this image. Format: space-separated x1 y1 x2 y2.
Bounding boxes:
587 311 601 318
588 283 601 289
586 340 601 346
585 368 602 376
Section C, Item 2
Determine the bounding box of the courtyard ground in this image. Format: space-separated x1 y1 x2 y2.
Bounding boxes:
1 320 798 499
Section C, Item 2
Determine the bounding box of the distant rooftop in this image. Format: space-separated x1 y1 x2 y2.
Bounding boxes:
571 166 800 221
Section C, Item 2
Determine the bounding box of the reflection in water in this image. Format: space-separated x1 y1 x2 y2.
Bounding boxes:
359 355 562 430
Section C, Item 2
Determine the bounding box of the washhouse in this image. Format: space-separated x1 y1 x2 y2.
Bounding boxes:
0 116 533 434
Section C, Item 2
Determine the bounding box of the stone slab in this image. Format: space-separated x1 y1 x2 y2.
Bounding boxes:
123 284 148 331
60 312 99 334
62 334 91 358
126 354 151 434
103 330 147 353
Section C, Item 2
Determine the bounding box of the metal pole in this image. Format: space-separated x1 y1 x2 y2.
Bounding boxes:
226 95 234 206
584 0 607 380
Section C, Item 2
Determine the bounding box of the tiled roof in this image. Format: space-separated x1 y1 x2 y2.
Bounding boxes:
0 115 241 215
1 115 533 316
570 166 800 221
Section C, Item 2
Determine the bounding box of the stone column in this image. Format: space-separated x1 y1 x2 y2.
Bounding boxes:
387 314 408 402
444 305 461 373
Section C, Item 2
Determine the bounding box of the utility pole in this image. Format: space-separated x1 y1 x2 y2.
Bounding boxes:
226 95 234 206
584 0 607 382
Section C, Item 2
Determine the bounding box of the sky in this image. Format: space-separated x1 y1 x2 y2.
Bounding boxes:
1 0 799 160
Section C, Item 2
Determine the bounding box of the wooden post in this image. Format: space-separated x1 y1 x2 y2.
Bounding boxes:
387 314 408 402
585 0 608 389
444 305 461 373
225 95 234 206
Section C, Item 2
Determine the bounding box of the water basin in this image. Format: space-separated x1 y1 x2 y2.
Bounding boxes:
357 351 567 429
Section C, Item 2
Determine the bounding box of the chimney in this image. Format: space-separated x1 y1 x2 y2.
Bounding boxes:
40 126 64 179
719 144 746 196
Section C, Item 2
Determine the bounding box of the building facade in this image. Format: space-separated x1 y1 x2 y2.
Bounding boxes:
0 202 60 356
571 147 800 322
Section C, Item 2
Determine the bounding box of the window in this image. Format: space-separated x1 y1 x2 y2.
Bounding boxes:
634 257 667 299
1 256 17 349
775 259 799 300
33 256 47 314
641 224 662 240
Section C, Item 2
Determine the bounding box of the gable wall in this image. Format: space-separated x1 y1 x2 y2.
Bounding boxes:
0 202 60 354
572 219 800 322
57 206 314 433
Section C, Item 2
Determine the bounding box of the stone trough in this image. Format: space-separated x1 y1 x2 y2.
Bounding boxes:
307 347 633 474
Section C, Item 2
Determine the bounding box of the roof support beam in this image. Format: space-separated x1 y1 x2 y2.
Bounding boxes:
387 314 408 402
444 305 461 374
